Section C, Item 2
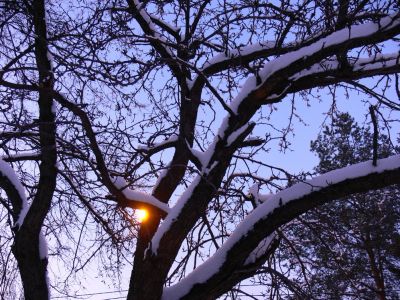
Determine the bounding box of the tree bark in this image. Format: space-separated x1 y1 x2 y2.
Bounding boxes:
12 0 57 299
128 85 202 299
12 233 49 300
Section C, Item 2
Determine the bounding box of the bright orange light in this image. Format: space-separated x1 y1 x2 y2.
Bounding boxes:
136 209 149 222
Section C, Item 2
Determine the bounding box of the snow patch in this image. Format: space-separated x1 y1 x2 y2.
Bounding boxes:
244 233 276 265
249 183 259 199
201 42 275 70
133 0 174 56
51 101 57 114
229 76 258 114
226 123 251 146
137 134 178 151
188 138 220 173
113 176 170 213
46 51 54 72
0 159 28 227
39 230 48 259
150 175 202 254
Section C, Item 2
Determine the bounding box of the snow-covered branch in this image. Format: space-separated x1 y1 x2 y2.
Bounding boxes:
201 41 276 71
289 53 400 81
137 134 178 153
149 14 181 41
150 175 202 254
163 155 400 299
0 159 28 227
195 14 400 111
258 14 399 83
1 151 42 162
113 176 170 213
243 233 277 265
126 0 181 77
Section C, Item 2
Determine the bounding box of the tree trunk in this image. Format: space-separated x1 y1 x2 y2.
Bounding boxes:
364 232 386 300
11 0 57 299
12 230 49 300
128 88 202 300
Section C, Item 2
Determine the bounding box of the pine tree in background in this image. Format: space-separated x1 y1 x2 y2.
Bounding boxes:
283 113 400 299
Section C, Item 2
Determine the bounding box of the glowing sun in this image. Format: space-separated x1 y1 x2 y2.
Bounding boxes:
136 209 149 222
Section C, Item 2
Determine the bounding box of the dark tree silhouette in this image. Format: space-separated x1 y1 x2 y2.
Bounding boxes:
0 1 400 299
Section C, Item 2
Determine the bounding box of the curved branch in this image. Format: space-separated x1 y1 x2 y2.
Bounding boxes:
0 160 27 226
194 13 400 98
52 91 168 214
164 155 400 300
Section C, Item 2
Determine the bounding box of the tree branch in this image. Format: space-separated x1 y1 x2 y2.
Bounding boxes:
164 155 400 300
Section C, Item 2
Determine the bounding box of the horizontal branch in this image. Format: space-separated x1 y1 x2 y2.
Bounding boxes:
2 152 42 162
137 134 179 154
113 176 170 213
229 13 400 112
277 54 400 102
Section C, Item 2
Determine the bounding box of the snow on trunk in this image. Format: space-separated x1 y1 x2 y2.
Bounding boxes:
0 159 28 227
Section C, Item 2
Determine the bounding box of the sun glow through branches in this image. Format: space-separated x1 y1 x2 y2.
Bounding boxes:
136 209 149 222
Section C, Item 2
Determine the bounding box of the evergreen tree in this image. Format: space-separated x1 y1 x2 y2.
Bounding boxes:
284 113 400 299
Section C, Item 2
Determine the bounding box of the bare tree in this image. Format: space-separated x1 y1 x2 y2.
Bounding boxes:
0 0 400 299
